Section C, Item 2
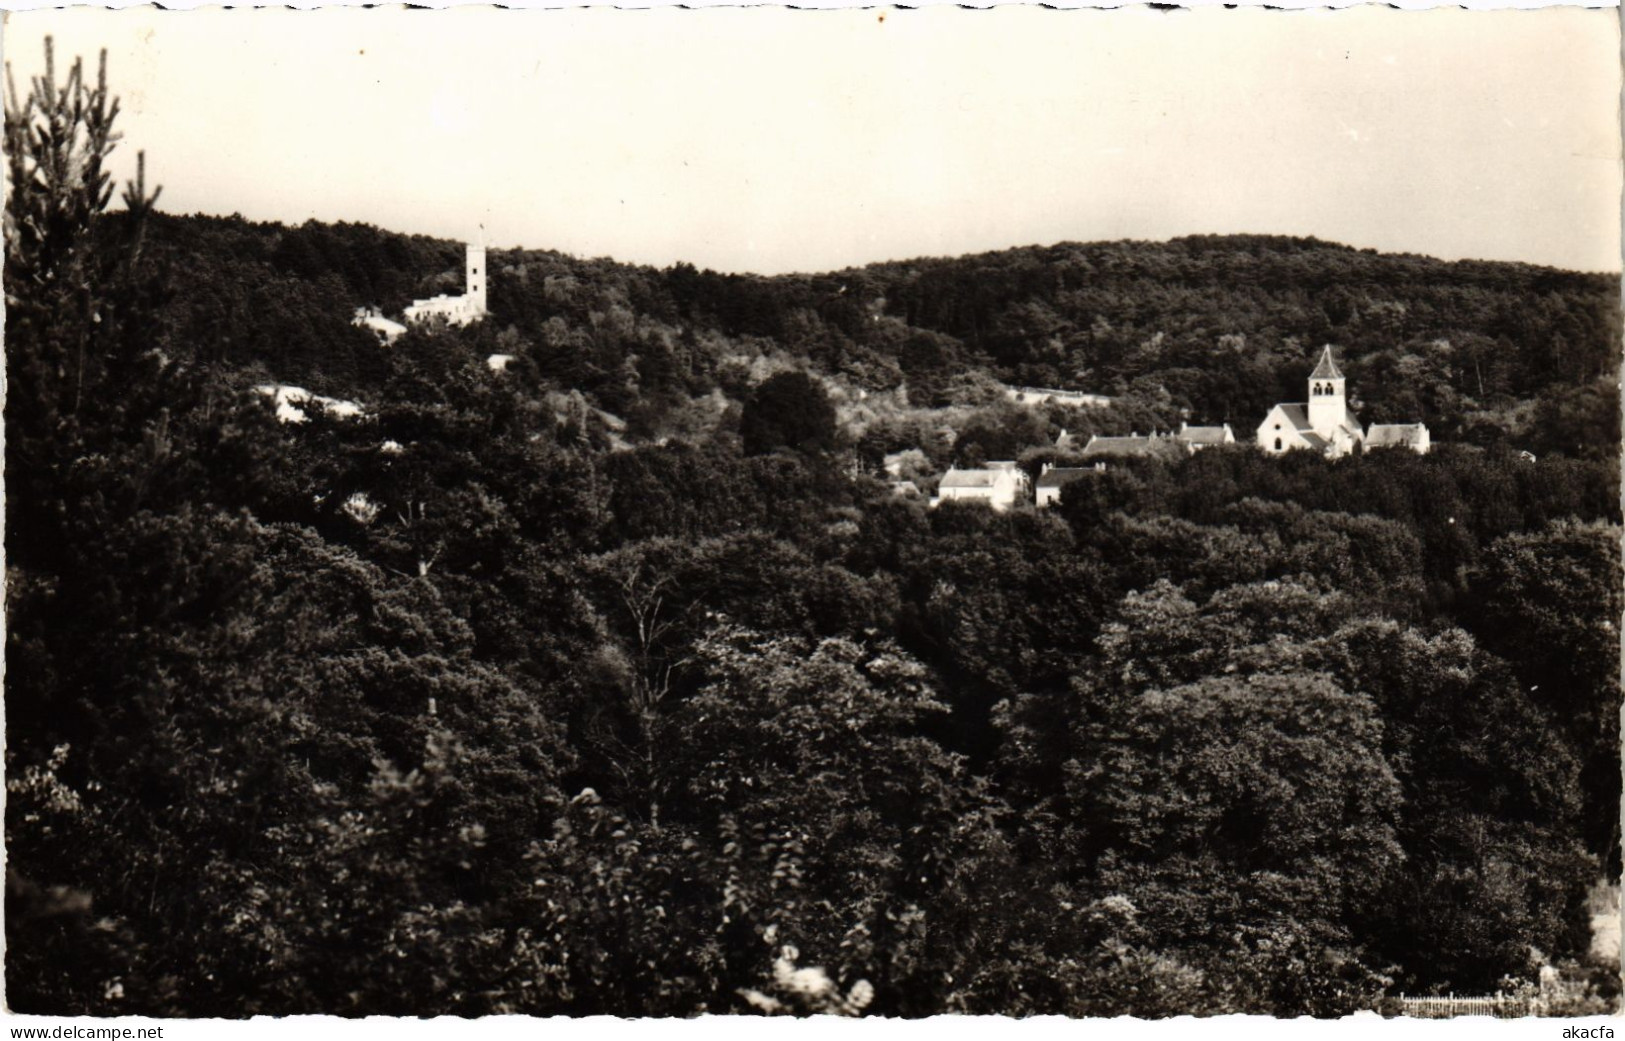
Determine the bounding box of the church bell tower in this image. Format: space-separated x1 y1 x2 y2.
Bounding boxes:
1307 345 1348 439
465 240 487 316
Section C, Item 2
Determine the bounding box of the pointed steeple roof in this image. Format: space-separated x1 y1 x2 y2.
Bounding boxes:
1310 345 1344 380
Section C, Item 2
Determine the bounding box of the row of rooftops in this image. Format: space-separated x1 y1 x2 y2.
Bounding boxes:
914 403 1432 509
907 423 1230 495
923 427 1238 509
1055 422 1237 457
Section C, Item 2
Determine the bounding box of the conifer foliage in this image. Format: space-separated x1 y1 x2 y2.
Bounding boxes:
5 38 168 567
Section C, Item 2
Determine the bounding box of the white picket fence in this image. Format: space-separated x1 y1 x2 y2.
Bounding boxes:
1398 992 1531 1018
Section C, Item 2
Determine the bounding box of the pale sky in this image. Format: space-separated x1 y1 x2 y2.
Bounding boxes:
4 6 1620 274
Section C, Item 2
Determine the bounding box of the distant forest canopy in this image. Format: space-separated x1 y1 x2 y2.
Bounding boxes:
9 51 1622 1018
139 212 1620 462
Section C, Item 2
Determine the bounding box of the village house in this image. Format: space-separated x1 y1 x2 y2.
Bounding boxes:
1177 422 1235 451
1257 346 1431 457
930 461 1029 511
1035 464 1100 507
1366 422 1432 453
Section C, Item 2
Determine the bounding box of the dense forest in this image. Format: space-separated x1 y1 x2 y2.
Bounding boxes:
6 45 1622 1017
135 208 1621 463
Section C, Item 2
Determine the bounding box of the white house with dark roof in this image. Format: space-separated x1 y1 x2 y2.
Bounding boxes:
930 461 1029 511
1036 464 1100 507
1257 346 1366 458
1176 422 1235 451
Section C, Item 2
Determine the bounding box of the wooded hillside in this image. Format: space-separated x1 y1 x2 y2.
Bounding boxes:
7 52 1621 1016
140 214 1619 462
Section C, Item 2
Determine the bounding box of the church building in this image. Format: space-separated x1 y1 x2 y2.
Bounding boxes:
403 240 488 328
1257 346 1430 457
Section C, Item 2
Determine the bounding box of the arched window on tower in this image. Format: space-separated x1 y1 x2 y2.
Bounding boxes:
1274 437 1283 451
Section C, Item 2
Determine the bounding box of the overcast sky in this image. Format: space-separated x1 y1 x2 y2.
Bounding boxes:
4 6 1620 274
